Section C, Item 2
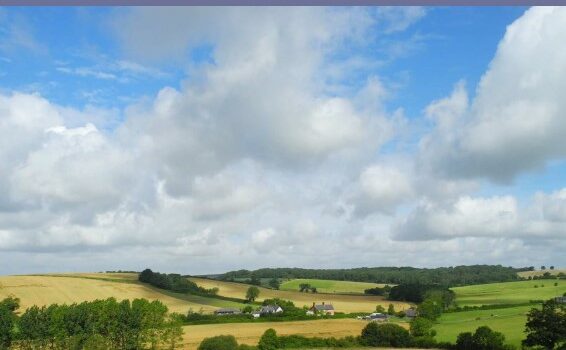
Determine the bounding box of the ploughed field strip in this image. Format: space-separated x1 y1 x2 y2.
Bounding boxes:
189 277 411 313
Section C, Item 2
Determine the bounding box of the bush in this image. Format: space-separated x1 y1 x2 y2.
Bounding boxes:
198 335 239 350
360 322 412 347
455 326 513 350
410 317 436 337
258 328 280 350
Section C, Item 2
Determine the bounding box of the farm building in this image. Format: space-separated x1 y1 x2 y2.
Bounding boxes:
307 302 335 316
259 305 283 315
368 312 388 322
405 308 417 318
214 308 241 315
555 296 566 303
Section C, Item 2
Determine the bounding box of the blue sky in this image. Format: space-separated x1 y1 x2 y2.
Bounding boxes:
0 7 565 274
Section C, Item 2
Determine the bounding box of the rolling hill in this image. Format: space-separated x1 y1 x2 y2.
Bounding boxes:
189 277 411 313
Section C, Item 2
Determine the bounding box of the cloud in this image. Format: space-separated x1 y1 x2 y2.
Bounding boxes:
113 7 394 197
350 164 413 217
420 7 566 183
394 189 566 241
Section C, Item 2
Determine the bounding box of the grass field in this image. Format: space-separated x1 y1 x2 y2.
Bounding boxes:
451 279 566 307
181 319 369 349
280 279 389 294
0 274 244 314
434 305 534 348
189 277 411 313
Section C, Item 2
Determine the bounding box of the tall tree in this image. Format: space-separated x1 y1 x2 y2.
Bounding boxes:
246 286 260 302
523 299 566 349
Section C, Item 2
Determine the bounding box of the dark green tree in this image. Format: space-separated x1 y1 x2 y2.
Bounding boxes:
455 326 512 350
268 278 280 290
246 286 260 302
258 328 280 350
523 299 566 349
360 322 412 347
0 302 15 349
410 317 436 337
387 303 396 315
198 335 239 350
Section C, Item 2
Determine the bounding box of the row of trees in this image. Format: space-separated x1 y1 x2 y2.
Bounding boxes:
220 265 521 287
139 269 218 296
0 296 183 349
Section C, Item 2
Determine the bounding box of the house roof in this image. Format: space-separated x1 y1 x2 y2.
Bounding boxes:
405 309 417 317
260 305 282 313
215 308 240 313
313 304 334 311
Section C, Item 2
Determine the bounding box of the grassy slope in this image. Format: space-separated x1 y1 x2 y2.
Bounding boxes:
189 277 411 313
435 279 566 347
452 279 566 307
0 273 243 314
280 279 389 294
434 305 533 348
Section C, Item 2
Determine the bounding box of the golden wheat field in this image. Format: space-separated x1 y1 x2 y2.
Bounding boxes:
517 269 565 278
0 274 214 314
189 277 412 313
180 319 370 349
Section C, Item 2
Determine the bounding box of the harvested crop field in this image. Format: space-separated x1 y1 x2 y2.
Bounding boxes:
181 319 371 349
0 274 242 314
189 277 411 313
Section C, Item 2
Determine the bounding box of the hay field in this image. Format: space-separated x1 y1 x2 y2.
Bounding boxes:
280 279 390 294
181 319 369 349
451 279 566 307
0 274 242 314
434 305 534 348
189 278 411 313
517 269 565 278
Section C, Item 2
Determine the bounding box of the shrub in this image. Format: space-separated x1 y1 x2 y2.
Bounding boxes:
455 326 513 350
198 335 239 350
258 328 280 350
360 322 412 347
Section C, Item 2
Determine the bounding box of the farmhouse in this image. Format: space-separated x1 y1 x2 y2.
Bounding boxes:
214 308 241 315
555 296 566 303
307 302 335 316
368 312 388 322
259 305 283 315
405 308 417 318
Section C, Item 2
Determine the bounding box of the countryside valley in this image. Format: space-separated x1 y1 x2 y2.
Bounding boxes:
1 265 565 349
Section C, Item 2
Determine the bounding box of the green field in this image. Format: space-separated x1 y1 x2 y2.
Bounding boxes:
434 305 534 348
452 279 566 307
280 279 388 294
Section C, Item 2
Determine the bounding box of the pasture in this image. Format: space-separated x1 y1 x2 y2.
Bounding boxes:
434 305 534 348
451 279 566 307
280 278 389 294
0 274 243 314
181 318 369 349
189 277 412 313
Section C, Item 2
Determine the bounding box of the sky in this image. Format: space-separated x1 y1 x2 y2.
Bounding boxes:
1 6 565 275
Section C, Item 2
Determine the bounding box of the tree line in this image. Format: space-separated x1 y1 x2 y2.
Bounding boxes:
139 268 218 296
0 296 183 349
219 265 522 287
